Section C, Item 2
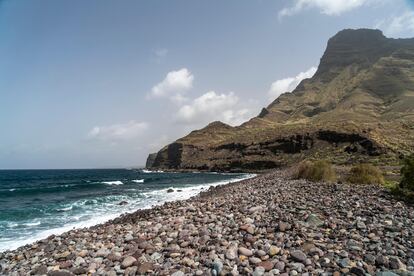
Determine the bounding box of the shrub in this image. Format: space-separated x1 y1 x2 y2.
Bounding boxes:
400 153 414 191
296 160 337 182
347 163 384 185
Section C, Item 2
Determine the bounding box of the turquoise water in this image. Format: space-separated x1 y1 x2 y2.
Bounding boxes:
0 169 253 252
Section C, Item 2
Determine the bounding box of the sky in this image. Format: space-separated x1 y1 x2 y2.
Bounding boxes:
1 0 414 169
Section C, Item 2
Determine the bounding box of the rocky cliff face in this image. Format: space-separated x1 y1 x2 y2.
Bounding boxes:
147 29 414 171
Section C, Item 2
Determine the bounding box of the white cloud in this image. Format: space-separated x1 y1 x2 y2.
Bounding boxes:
375 11 414 37
268 66 317 100
279 0 373 18
87 121 148 142
175 91 253 126
148 68 194 103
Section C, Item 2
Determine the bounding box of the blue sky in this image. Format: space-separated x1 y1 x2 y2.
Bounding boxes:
1 0 414 169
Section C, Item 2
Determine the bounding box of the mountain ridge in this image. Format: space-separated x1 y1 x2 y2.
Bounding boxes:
147 28 414 171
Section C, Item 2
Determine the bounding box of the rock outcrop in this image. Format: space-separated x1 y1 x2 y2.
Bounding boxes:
147 29 414 171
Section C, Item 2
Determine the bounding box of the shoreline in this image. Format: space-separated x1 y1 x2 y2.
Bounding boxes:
0 172 256 253
1 169 413 275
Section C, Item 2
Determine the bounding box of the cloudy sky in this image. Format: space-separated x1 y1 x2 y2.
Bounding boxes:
1 0 414 169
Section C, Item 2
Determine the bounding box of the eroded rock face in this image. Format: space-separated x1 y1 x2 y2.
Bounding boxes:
314 28 392 83
146 129 385 171
145 153 157 168
146 28 414 171
151 142 183 169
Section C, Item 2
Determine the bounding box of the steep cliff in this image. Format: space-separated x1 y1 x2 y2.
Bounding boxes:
147 29 414 171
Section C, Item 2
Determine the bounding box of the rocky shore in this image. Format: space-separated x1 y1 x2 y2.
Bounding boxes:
1 170 413 275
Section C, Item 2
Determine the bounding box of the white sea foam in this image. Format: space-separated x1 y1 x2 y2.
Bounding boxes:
142 169 164 173
141 174 256 204
57 206 73 212
0 173 256 252
9 189 16 192
22 221 41 227
0 212 122 252
132 179 144 183
102 181 123 185
6 222 18 228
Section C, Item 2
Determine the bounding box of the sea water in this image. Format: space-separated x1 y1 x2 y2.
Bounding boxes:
0 169 253 252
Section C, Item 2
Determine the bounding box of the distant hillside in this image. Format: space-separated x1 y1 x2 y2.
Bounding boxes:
147 29 414 171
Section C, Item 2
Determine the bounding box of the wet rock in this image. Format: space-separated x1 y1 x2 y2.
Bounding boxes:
167 188 174 193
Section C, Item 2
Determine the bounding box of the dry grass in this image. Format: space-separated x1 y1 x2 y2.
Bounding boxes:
295 160 337 183
400 154 414 191
347 163 384 185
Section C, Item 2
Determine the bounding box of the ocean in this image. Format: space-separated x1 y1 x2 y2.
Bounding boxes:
0 169 253 252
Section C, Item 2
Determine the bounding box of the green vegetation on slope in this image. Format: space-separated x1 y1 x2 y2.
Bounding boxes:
400 153 414 191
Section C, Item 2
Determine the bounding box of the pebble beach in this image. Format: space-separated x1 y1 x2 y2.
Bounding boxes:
1 170 413 276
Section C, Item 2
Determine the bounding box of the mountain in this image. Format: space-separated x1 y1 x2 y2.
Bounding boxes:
146 29 414 171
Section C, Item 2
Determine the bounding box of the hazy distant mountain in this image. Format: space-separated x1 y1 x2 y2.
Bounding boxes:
147 29 414 171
